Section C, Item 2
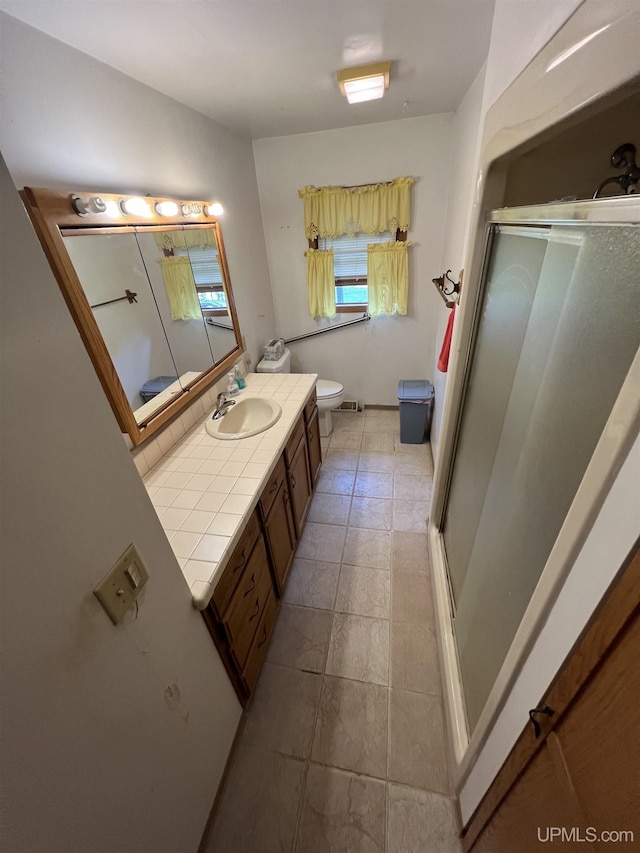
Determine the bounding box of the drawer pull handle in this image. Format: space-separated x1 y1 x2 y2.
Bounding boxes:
232 548 246 574
249 598 260 621
269 479 279 494
284 489 290 504
243 573 256 596
291 474 297 489
257 626 268 647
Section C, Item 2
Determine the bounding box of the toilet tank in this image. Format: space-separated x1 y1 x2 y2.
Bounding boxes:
256 348 291 373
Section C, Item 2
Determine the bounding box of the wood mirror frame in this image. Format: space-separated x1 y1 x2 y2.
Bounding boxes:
21 186 244 447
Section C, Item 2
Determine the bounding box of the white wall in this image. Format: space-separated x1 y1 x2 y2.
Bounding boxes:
0 153 241 851
430 63 486 457
0 12 277 372
253 116 453 406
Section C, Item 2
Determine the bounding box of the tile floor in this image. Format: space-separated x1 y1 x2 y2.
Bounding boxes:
202 409 462 853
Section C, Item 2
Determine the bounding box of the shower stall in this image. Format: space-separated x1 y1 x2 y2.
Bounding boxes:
436 196 640 734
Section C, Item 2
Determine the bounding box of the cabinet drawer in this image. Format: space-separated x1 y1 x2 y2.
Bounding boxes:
242 590 278 694
284 414 305 468
224 537 272 669
211 509 260 617
304 389 317 423
259 454 287 520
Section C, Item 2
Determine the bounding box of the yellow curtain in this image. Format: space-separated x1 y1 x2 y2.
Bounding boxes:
367 241 411 316
305 249 336 318
157 256 203 320
154 229 218 251
298 177 414 239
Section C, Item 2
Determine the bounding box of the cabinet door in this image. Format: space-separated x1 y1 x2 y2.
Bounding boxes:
263 481 296 593
289 435 312 537
306 406 322 488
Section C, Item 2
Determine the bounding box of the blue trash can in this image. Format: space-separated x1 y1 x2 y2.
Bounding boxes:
140 375 178 403
397 380 434 444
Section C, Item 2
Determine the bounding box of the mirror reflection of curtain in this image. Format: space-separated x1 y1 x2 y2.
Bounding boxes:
157 255 203 321
367 241 410 316
298 177 413 318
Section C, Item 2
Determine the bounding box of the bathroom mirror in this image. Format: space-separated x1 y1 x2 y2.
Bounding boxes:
21 187 243 446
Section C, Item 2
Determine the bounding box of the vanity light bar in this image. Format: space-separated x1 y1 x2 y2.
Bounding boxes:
69 193 224 219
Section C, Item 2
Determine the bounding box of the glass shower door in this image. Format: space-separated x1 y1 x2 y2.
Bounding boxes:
442 213 640 731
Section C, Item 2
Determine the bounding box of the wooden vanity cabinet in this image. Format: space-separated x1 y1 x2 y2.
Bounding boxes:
259 457 297 595
304 391 322 488
285 413 313 539
201 506 277 707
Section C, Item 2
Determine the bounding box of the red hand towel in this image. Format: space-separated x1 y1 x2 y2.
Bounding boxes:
437 305 456 373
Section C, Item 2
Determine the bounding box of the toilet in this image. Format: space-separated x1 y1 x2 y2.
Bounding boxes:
256 348 344 437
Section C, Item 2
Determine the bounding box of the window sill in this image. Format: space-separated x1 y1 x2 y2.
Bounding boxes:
336 304 368 313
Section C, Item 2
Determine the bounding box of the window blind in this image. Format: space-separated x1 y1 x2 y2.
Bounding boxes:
319 231 392 280
174 247 223 286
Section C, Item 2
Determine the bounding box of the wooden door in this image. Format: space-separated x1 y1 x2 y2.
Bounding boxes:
306 406 322 488
262 480 296 593
465 541 640 852
288 435 312 538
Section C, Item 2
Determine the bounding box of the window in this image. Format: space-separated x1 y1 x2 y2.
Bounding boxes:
318 231 395 311
174 246 228 315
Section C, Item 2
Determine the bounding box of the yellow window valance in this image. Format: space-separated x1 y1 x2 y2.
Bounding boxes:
157 256 203 321
298 176 414 239
367 241 411 316
154 229 218 252
304 248 336 319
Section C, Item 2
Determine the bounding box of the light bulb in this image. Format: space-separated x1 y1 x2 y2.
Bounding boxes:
205 202 224 217
120 197 150 216
155 201 179 217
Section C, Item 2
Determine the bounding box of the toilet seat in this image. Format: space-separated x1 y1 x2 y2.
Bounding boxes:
316 379 343 401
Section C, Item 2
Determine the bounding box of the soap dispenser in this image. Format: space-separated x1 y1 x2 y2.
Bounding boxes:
227 372 239 396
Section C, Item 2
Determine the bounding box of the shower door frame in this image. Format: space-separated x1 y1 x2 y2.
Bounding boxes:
428 195 640 788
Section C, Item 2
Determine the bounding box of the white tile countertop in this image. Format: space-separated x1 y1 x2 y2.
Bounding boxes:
143 372 317 609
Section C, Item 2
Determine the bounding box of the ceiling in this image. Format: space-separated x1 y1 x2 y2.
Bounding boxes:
0 0 496 139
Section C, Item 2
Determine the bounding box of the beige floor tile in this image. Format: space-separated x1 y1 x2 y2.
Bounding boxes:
295 764 386 853
325 612 389 685
391 531 430 575
394 453 434 476
311 676 388 778
335 564 390 619
266 604 333 673
362 432 395 453
297 521 347 563
388 691 450 793
342 527 391 570
242 663 322 758
329 431 364 451
332 412 365 433
394 436 434 458
394 473 433 501
349 496 393 530
357 452 395 474
282 558 340 610
392 573 435 626
323 449 360 471
205 743 305 853
393 499 430 533
364 416 398 434
391 621 441 694
316 468 356 495
354 470 393 498
308 492 352 525
388 785 462 853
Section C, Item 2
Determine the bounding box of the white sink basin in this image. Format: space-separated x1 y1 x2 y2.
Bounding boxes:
205 396 282 440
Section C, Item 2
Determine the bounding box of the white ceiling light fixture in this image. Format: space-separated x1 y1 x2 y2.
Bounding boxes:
337 60 390 104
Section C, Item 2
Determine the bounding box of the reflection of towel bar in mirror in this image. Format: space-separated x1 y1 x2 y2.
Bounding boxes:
90 288 138 309
20 186 244 447
432 268 463 308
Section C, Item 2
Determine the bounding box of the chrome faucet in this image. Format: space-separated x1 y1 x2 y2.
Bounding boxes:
212 392 236 420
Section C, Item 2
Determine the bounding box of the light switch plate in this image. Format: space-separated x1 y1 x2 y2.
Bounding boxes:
94 543 149 625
